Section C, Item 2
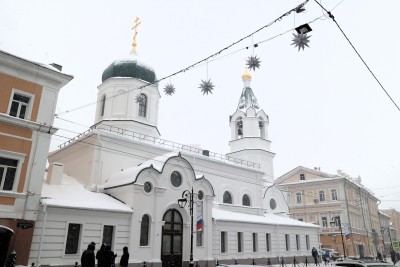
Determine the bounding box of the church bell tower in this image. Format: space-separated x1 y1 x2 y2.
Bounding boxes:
227 69 275 183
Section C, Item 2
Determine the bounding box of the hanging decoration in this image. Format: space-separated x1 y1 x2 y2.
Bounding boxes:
246 55 261 71
199 79 215 95
163 83 176 96
291 32 311 51
135 94 145 104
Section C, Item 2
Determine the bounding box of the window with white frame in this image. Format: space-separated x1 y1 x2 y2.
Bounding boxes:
306 235 310 250
322 216 328 227
285 234 290 251
237 232 243 253
253 233 258 252
223 191 232 204
138 93 147 117
0 154 23 192
196 231 203 247
300 173 305 180
266 233 271 252
296 234 300 250
9 91 33 119
242 194 251 206
296 192 302 204
221 231 227 253
252 233 258 252
140 214 150 246
319 190 325 202
100 94 106 116
102 225 114 248
331 189 338 201
65 223 81 254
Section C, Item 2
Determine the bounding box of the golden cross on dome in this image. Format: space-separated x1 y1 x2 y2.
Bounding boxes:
131 17 141 54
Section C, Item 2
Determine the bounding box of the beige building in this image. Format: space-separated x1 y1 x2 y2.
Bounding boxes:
0 50 72 265
380 209 400 253
276 166 381 259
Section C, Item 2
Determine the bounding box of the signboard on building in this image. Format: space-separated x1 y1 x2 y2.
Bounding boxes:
392 241 400 248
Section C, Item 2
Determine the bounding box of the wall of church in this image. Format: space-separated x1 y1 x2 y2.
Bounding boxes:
29 207 132 267
212 220 319 262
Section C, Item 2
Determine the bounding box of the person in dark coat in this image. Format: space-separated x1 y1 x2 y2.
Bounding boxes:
390 249 396 264
81 244 95 267
119 247 129 267
104 244 117 267
5 250 16 267
96 243 107 267
312 247 319 265
377 251 383 261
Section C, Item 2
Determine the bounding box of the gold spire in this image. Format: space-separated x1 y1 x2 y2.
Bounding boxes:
131 17 141 54
242 66 252 80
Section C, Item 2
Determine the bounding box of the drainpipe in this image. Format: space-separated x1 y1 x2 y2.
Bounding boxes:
276 224 280 260
36 203 48 266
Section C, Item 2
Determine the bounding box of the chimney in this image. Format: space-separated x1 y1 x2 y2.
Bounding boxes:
47 162 64 185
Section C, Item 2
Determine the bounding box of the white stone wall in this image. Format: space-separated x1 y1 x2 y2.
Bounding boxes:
29 207 132 266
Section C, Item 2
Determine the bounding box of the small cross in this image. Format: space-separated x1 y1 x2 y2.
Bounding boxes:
131 17 141 53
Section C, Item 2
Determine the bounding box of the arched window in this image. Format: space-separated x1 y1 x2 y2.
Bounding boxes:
100 94 106 116
242 194 251 206
223 191 232 204
138 94 147 117
140 214 150 246
237 118 243 139
259 117 265 139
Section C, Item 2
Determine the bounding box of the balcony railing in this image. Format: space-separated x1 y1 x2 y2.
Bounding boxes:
58 124 261 170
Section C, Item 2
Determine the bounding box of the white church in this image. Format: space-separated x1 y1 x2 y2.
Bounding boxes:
28 49 320 267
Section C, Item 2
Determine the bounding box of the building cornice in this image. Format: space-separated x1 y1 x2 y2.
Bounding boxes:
0 113 58 134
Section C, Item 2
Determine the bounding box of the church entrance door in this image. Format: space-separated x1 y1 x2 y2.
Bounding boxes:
161 209 183 267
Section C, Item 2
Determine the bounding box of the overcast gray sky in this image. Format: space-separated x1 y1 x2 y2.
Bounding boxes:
1 0 399 209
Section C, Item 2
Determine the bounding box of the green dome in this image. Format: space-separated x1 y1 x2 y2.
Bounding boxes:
102 57 156 83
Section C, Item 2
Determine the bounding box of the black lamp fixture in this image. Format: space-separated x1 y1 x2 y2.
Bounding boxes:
330 216 347 258
178 197 188 208
295 23 312 34
177 187 195 267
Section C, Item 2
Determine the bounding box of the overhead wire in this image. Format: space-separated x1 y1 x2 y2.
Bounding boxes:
55 0 310 117
313 0 400 112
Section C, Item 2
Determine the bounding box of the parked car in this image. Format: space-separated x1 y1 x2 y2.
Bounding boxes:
334 259 395 267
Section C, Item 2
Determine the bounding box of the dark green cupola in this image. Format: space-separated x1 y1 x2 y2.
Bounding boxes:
102 56 157 84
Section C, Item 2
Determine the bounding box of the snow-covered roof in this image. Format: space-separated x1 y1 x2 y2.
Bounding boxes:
41 175 132 213
212 208 319 228
104 151 180 189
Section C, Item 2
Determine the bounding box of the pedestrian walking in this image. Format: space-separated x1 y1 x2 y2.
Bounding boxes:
5 250 16 267
312 247 319 266
119 247 129 267
322 250 330 265
81 243 95 267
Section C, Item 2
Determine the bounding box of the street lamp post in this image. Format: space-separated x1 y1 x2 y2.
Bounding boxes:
178 187 194 267
330 216 347 258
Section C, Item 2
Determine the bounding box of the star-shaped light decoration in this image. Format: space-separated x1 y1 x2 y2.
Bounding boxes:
163 83 176 96
246 55 261 71
198 79 215 95
135 94 145 104
291 32 311 51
